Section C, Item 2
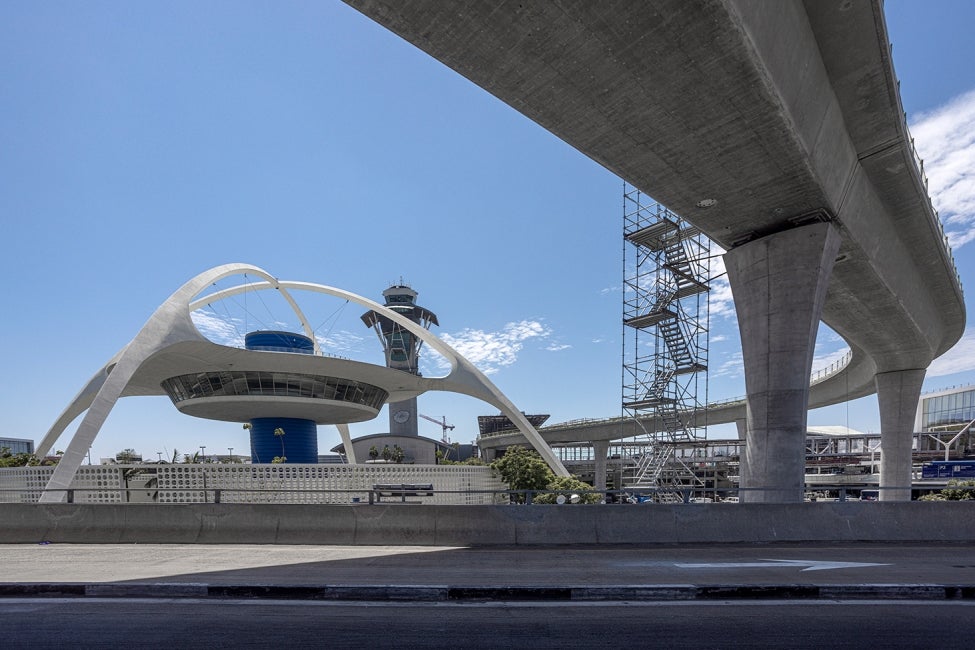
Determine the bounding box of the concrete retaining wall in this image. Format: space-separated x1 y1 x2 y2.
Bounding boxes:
2 502 974 545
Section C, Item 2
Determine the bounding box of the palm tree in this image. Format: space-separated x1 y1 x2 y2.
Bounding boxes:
274 428 286 459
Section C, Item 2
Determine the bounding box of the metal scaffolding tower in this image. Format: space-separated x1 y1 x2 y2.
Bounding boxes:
622 183 712 499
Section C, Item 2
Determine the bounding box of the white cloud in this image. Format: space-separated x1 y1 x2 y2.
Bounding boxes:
706 252 738 322
191 309 367 358
929 328 975 377
191 310 244 347
811 346 851 376
709 276 736 321
710 346 849 383
711 351 743 379
600 285 622 295
911 88 975 249
316 330 367 357
433 320 553 375
545 342 572 352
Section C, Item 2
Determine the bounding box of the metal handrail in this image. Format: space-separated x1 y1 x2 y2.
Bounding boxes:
4 482 968 505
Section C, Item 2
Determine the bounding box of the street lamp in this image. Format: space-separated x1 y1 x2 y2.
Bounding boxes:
200 445 206 464
228 447 234 463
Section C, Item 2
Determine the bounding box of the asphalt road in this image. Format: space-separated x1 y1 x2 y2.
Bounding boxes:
4 542 975 587
3 599 974 649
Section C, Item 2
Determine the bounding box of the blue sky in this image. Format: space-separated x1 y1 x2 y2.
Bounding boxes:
1 1 973 461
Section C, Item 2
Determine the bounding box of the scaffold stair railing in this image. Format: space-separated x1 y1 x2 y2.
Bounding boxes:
650 286 678 314
663 238 709 299
660 406 695 442
628 445 670 486
658 317 699 372
624 217 680 250
648 367 675 402
623 286 677 329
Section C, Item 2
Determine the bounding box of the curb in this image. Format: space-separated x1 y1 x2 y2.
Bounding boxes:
1 583 974 601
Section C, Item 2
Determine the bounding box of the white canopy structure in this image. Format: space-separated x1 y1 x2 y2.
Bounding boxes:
36 263 568 502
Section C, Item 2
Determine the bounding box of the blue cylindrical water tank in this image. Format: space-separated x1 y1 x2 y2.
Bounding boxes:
244 331 318 463
248 417 318 464
244 331 314 354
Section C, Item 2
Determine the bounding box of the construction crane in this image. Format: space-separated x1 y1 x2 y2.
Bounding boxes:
419 413 455 442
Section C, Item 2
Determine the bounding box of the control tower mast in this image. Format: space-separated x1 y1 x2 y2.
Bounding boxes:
361 284 439 435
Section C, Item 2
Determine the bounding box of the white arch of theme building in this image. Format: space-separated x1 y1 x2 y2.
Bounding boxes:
36 263 569 502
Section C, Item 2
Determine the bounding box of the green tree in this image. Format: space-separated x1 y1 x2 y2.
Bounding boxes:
274 427 286 459
0 446 38 468
116 448 139 464
391 445 405 464
534 475 601 504
439 455 487 467
491 446 598 504
369 445 380 460
918 479 975 501
491 446 555 503
381 445 391 461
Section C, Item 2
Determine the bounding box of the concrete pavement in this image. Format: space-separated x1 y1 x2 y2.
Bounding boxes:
2 542 974 601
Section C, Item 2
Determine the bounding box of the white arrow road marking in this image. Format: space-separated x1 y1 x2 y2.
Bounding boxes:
674 559 891 572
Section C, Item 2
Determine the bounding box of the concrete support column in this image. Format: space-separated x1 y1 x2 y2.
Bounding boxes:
592 440 610 493
875 368 925 502
735 418 748 490
724 222 841 503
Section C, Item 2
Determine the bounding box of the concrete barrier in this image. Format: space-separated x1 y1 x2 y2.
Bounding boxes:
1 502 973 545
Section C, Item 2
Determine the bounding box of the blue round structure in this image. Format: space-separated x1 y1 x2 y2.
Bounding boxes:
248 417 318 464
245 331 318 463
244 330 314 354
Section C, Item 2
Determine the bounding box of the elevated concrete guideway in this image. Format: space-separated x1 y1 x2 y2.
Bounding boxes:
345 1 965 501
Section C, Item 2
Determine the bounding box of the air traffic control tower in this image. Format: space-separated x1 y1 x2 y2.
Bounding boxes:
361 284 438 436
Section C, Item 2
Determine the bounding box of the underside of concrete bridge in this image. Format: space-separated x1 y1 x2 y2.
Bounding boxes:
345 0 965 501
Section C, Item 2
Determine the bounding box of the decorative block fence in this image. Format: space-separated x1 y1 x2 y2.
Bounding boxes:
0 464 506 505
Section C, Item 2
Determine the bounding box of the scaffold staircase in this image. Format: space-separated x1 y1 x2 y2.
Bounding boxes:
648 367 675 404
631 445 672 485
625 444 702 503
622 183 711 497
659 404 692 442
658 317 704 374
664 236 709 300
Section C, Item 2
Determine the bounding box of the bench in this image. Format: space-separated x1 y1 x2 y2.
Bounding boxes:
371 483 434 503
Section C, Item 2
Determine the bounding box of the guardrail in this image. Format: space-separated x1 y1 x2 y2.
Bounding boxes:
4 482 969 505
894 58 963 290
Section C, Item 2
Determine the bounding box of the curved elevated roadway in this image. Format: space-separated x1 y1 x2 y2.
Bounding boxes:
346 0 965 500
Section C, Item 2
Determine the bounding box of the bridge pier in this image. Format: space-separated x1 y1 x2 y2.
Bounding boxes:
735 417 748 488
725 222 841 503
592 440 610 493
875 369 926 501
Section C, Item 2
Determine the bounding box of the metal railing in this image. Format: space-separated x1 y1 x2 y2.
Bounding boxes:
4 482 970 505
895 61 963 291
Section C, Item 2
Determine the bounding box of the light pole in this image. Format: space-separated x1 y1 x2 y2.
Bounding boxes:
228 447 234 463
157 451 163 462
200 445 206 464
